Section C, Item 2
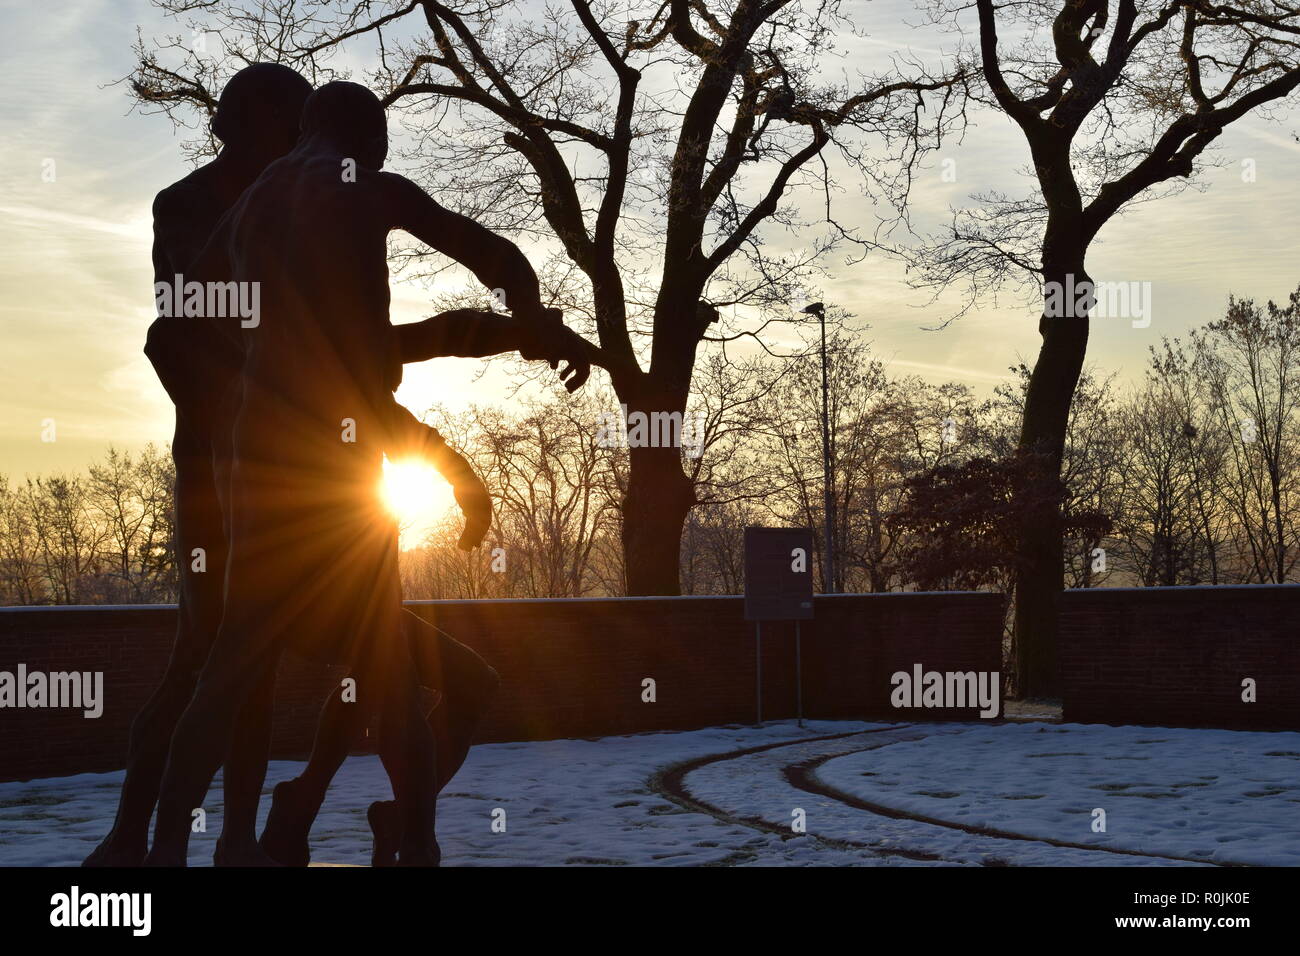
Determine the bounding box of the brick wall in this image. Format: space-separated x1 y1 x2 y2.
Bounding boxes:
0 592 1004 782
1059 584 1300 730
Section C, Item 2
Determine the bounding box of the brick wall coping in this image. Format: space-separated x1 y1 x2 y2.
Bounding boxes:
0 591 1003 613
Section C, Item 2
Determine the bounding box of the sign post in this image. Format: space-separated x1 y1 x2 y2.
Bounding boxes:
743 527 814 727
795 620 803 728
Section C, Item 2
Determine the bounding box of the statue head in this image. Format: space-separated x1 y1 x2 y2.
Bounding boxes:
210 63 313 160
299 81 389 171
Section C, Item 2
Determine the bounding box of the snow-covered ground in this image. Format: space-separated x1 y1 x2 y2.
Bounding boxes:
813 723 1300 866
1 719 1295 866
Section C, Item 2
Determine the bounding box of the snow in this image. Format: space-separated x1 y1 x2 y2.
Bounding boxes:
812 722 1300 866
1 719 1295 866
0 721 879 867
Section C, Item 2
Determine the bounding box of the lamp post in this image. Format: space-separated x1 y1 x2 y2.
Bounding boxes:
801 301 835 593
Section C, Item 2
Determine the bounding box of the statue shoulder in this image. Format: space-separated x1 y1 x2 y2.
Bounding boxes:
151 175 209 228
375 169 417 199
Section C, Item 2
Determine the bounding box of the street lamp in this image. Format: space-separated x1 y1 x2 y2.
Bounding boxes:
801 301 836 593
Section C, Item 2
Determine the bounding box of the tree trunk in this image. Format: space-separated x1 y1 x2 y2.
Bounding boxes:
1014 275 1089 697
616 282 707 594
619 390 697 595
622 439 695 596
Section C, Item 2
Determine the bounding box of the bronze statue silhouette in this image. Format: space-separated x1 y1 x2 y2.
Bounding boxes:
142 80 588 866
85 63 313 868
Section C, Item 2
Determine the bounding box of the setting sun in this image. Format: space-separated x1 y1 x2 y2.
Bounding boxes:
380 455 456 538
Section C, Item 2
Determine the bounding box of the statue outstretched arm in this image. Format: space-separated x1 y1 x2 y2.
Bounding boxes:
383 172 545 320
382 173 591 390
394 309 522 362
385 399 491 550
394 308 592 391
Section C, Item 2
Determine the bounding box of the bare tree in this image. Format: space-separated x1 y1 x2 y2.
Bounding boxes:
843 374 987 591
760 331 886 592
916 0 1300 693
680 498 763 593
0 477 44 605
26 476 104 605
676 348 795 591
1110 339 1231 585
757 330 988 592
87 445 176 602
401 512 518 598
426 391 620 596
1194 290 1300 583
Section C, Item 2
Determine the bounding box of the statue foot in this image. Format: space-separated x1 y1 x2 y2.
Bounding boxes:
367 800 401 867
214 837 283 867
82 835 147 867
396 836 441 867
141 847 188 867
259 780 314 867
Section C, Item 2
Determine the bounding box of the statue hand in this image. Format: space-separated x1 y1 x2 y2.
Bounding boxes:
515 306 564 361
517 308 591 392
430 444 491 550
548 325 591 392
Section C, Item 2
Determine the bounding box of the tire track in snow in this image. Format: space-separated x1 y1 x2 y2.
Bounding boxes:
785 745 1250 867
656 724 1241 866
651 726 948 863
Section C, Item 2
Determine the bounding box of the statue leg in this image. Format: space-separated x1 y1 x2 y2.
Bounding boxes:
374 637 439 867
143 595 281 867
367 611 501 861
84 411 226 866
259 669 367 866
403 609 499 792
213 660 281 866
279 610 499 866
262 611 457 865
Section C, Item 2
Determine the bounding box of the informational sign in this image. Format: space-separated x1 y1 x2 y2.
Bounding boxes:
744 526 814 621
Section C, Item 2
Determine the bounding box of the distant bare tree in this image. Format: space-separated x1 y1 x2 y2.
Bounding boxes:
26 476 104 605
401 512 517 599
87 445 176 602
1111 340 1231 585
423 391 622 597
1194 290 1300 583
0 477 44 606
757 330 988 592
680 498 763 594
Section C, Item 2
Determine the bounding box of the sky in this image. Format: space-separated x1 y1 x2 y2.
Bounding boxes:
2 0 1298 485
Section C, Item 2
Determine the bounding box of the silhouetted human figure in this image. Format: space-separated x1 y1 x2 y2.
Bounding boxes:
92 66 580 868
143 81 587 866
84 63 313 868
